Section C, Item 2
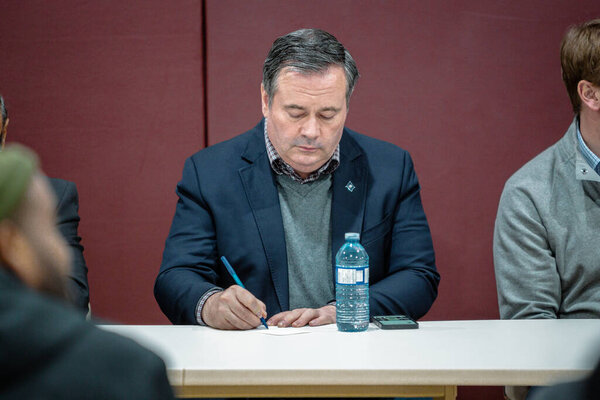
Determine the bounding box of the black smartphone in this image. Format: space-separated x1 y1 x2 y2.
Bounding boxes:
372 315 419 329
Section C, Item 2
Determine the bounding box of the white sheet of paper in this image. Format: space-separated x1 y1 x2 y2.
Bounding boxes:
257 327 311 336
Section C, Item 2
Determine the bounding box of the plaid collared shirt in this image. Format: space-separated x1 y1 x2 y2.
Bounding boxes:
264 119 340 184
576 117 600 175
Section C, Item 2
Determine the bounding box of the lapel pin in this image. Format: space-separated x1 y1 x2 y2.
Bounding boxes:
345 181 356 192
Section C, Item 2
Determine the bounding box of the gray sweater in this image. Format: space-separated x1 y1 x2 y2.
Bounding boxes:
494 118 600 320
276 174 334 310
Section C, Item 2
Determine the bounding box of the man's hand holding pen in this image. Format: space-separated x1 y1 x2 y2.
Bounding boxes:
202 286 267 330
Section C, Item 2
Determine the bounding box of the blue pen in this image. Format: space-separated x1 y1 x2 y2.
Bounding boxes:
220 256 269 329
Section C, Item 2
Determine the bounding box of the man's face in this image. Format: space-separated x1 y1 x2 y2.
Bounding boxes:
261 66 348 178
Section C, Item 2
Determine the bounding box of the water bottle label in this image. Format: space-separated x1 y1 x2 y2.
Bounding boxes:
336 266 369 285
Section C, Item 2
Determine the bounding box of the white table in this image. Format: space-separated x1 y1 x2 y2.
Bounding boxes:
101 320 600 399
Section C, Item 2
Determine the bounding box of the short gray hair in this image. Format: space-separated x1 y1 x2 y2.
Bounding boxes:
0 95 7 127
262 28 359 106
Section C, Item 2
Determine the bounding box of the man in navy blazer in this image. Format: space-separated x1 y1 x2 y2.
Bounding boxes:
0 96 90 314
155 29 439 329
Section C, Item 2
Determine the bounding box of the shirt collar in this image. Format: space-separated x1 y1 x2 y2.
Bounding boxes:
576 117 600 174
263 118 340 184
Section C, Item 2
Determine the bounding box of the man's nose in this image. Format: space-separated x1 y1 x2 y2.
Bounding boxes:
301 116 320 139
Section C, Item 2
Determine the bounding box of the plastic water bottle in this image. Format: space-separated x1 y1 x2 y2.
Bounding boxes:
335 232 369 332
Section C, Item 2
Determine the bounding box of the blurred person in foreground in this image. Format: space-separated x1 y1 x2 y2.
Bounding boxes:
0 144 174 399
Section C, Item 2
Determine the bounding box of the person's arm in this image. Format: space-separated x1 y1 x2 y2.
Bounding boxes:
154 157 265 328
52 179 90 313
493 181 560 319
368 152 439 320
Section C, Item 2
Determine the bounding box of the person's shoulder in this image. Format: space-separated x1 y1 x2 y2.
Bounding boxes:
504 121 577 194
344 127 409 162
503 139 563 193
76 327 174 398
48 177 76 196
48 178 78 209
0 272 172 399
188 121 264 164
83 325 167 371
496 136 569 219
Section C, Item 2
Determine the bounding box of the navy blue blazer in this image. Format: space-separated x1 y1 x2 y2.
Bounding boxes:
50 178 90 313
155 120 439 325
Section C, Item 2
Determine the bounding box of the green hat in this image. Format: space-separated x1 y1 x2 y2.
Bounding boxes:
0 144 38 221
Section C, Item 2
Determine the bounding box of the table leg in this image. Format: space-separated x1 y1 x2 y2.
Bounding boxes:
433 385 457 400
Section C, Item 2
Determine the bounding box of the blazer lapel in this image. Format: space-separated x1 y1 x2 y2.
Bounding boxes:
239 123 288 312
331 131 368 272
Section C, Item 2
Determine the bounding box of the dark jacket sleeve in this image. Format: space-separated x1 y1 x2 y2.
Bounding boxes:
368 152 439 320
50 178 90 313
155 157 221 325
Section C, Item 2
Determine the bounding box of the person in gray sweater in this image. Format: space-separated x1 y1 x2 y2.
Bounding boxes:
494 18 600 400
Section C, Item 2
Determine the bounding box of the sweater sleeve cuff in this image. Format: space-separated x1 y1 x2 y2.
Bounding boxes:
195 287 223 326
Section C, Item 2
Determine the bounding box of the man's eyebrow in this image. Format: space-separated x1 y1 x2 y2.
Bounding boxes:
283 104 340 112
284 104 306 111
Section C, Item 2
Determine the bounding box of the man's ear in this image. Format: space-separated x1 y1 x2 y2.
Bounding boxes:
260 83 269 118
0 220 39 288
577 80 600 112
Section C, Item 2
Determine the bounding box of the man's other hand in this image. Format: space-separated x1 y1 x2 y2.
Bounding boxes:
201 286 267 330
267 304 335 328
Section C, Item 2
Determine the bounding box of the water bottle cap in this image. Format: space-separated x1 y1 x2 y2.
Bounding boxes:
345 232 360 240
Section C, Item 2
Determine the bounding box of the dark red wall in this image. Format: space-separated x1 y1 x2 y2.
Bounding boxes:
1 1 204 324
203 0 599 324
203 3 599 398
2 2 600 398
